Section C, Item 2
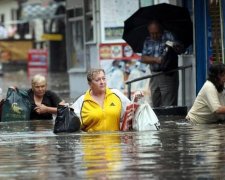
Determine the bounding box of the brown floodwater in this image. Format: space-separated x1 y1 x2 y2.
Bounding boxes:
1 72 225 179
0 117 225 179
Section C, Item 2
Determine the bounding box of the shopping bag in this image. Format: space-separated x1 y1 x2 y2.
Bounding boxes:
0 99 4 121
1 87 31 122
132 102 160 131
160 43 178 72
54 105 81 133
120 103 139 131
120 91 144 131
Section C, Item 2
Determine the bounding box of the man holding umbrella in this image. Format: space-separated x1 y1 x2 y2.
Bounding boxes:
141 20 181 107
122 3 193 107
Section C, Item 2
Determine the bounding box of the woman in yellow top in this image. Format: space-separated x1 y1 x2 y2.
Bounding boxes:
71 68 138 132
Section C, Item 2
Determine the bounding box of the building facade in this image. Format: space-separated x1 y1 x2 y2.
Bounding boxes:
65 0 195 107
0 0 67 72
195 0 225 92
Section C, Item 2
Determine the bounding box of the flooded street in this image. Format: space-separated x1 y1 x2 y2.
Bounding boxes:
0 118 225 179
1 72 225 179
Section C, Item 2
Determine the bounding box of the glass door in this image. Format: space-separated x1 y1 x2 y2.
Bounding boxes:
66 0 86 71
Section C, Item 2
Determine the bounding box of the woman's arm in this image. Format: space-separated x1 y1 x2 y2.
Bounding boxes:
215 106 225 114
34 90 65 115
203 81 225 115
34 104 57 114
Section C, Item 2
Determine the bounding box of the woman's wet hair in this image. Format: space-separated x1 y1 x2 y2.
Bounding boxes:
87 68 105 82
32 74 47 88
208 63 225 92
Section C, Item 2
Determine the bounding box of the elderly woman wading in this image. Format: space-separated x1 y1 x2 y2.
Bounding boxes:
71 68 140 132
28 74 65 120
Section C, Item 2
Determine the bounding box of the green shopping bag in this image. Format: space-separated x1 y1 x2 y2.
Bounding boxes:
1 87 31 122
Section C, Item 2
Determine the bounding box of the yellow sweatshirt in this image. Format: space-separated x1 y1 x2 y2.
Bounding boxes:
71 88 130 132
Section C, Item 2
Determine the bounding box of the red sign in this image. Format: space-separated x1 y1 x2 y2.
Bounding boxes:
99 43 141 60
27 49 48 77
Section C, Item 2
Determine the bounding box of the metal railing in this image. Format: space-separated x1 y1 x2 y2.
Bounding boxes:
125 65 192 106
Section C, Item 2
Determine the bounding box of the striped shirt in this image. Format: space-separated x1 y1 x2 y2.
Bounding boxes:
142 31 176 72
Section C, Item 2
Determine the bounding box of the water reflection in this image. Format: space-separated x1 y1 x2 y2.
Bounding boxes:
79 134 122 179
0 119 225 179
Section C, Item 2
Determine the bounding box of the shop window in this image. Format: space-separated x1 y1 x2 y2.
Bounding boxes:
11 9 18 21
66 0 86 71
182 0 193 54
208 0 223 62
67 18 85 70
84 0 94 42
0 14 4 23
140 0 154 7
222 0 225 62
67 9 75 18
17 22 30 39
100 0 139 42
75 7 83 16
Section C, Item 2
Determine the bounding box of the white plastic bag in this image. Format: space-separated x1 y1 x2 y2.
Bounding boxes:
132 102 160 131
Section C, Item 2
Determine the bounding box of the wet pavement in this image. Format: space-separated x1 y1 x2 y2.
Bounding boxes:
1 71 225 179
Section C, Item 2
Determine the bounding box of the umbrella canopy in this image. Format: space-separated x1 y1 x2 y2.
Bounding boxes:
122 3 193 53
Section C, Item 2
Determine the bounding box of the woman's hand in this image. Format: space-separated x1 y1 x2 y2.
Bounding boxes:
125 106 134 130
133 90 144 103
34 104 49 114
124 103 139 130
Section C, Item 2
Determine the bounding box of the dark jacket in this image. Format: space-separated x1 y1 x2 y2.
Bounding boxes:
27 89 62 120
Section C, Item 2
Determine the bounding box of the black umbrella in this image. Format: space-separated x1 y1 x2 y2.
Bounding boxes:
122 3 193 53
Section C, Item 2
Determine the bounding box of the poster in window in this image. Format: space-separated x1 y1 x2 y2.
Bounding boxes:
100 0 139 42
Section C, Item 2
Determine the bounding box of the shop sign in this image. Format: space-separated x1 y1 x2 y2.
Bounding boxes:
27 49 48 77
41 34 63 41
99 43 140 60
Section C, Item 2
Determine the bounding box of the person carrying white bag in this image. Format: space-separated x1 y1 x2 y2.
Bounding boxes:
121 91 160 131
132 98 160 131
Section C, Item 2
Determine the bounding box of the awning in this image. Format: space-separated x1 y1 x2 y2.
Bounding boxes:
21 2 65 20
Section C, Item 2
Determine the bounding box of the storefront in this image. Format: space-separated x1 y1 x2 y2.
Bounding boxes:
66 0 195 106
21 0 67 72
195 0 225 92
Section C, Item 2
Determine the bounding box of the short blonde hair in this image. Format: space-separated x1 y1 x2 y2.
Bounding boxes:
87 68 105 82
31 74 47 88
